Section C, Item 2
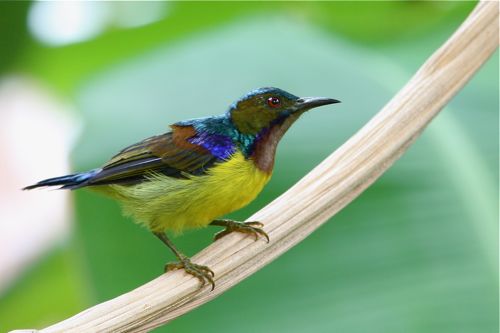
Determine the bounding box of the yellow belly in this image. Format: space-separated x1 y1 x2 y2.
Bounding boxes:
105 150 271 233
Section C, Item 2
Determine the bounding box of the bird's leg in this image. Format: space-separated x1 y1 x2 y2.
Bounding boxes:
153 232 215 290
209 219 269 242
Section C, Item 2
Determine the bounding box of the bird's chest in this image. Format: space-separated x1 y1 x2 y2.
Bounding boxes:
112 150 271 232
189 151 271 223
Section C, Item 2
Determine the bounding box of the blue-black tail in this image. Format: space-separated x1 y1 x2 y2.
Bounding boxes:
23 169 99 190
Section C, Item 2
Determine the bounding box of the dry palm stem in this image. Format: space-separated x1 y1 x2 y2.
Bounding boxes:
12 1 498 332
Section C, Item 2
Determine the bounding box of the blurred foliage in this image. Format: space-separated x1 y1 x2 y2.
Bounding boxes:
306 1 475 45
1 1 497 333
0 248 90 330
11 2 475 95
0 2 30 74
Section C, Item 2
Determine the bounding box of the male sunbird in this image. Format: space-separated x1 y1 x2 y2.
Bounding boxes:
25 87 339 289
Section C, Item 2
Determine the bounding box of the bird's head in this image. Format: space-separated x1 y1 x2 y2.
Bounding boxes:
228 87 340 135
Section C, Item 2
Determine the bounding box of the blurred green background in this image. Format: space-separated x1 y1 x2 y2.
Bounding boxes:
0 1 498 332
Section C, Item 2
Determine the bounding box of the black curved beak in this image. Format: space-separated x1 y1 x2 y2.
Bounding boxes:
294 97 341 112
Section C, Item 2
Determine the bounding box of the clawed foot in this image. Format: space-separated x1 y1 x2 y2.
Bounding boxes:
212 220 270 242
165 257 215 291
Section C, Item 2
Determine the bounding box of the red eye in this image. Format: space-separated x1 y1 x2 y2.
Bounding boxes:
267 96 281 108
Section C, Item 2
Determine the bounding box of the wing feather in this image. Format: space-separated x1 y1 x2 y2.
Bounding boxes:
86 126 219 186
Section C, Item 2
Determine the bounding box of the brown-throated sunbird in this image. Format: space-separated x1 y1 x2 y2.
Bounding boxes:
24 87 340 290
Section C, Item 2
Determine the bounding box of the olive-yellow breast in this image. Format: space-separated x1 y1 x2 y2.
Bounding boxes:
105 150 271 233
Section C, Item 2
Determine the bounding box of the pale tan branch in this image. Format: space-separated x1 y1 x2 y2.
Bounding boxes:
12 1 498 332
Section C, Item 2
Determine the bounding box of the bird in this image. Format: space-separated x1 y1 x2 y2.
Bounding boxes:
24 87 340 290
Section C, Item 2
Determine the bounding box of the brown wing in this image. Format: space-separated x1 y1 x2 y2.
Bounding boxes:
85 125 218 186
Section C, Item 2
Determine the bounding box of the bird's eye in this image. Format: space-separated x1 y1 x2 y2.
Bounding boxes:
267 96 281 108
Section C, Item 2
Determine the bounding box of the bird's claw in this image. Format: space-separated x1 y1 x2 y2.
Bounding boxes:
213 220 269 243
165 257 215 291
